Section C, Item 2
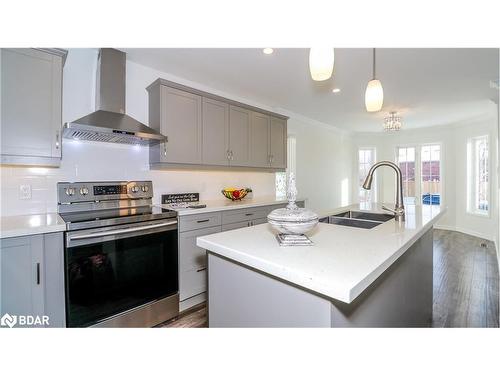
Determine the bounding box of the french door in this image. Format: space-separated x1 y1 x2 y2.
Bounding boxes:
396 144 442 206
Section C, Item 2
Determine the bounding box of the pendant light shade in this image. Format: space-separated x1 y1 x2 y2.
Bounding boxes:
365 79 384 112
309 48 335 81
365 48 384 112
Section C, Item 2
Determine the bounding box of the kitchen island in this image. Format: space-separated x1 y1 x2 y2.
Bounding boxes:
197 203 445 327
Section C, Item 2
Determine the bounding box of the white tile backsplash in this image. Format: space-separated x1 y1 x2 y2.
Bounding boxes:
0 139 276 216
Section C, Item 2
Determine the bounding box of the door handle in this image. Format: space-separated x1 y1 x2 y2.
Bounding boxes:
36 262 41 285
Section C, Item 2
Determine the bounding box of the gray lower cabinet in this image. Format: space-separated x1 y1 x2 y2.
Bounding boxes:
1 48 66 167
147 79 287 171
176 201 303 311
0 232 65 328
179 226 221 302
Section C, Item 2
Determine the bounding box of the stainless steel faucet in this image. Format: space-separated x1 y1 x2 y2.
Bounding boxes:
362 161 405 222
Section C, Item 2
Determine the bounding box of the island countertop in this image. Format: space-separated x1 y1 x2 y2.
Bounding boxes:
197 203 445 304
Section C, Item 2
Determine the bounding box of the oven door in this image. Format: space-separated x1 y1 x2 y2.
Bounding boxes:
65 218 178 327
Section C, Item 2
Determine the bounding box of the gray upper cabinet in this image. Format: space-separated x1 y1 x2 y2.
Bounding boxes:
1 48 66 167
250 111 271 168
0 232 65 327
202 98 229 165
228 106 251 167
269 117 287 169
147 79 287 170
148 84 202 165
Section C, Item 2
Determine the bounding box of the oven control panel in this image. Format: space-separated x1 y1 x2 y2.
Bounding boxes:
57 181 154 204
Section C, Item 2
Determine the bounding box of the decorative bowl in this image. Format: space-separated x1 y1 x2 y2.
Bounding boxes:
268 218 319 235
267 206 319 235
221 187 252 201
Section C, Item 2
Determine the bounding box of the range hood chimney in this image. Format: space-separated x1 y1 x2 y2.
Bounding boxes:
63 49 167 146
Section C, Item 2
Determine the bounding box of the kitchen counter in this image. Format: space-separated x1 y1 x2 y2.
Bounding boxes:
198 203 444 303
0 213 66 239
160 196 304 216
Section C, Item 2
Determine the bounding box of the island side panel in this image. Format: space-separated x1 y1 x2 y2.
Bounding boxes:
207 253 332 327
330 228 434 327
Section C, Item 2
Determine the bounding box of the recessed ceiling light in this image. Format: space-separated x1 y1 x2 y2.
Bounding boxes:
332 88 341 93
263 48 274 55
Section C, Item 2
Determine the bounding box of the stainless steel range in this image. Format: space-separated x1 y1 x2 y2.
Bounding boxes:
57 180 179 328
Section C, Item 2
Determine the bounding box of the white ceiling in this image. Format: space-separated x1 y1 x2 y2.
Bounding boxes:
123 48 499 132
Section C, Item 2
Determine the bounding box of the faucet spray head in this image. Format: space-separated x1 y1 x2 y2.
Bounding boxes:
362 174 373 190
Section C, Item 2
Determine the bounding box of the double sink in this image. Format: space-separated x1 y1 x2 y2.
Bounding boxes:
320 210 394 229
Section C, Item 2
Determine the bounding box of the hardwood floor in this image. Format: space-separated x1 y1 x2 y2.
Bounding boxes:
159 229 500 328
432 229 499 327
158 303 207 328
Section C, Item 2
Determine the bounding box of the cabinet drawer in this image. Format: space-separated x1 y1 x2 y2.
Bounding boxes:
222 207 269 225
179 226 220 272
251 217 268 225
179 212 222 232
221 221 251 231
179 268 207 302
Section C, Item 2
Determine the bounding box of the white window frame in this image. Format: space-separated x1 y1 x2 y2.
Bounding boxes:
358 147 377 203
394 142 444 206
467 135 490 217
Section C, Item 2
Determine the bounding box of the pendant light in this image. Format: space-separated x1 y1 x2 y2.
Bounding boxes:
365 48 384 112
309 48 335 81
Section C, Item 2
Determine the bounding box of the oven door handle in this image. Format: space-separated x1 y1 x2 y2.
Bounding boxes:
69 220 177 241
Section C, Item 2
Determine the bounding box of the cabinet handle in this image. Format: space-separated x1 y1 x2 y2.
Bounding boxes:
270 155 274 164
196 267 207 272
197 219 210 223
245 213 254 216
230 150 234 160
55 131 60 149
226 150 231 160
36 263 41 285
163 143 167 157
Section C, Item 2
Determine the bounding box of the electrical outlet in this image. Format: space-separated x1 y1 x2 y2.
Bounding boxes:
19 184 32 200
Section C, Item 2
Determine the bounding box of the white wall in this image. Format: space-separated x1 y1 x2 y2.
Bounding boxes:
0 48 355 216
288 117 354 212
354 115 499 241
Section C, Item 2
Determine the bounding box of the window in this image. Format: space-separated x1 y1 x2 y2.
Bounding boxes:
420 144 441 206
358 148 376 203
467 135 489 215
275 136 297 199
396 147 416 205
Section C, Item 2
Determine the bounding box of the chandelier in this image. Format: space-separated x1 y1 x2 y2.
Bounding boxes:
383 112 402 131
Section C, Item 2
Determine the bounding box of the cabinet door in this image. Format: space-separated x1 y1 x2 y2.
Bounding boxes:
269 117 287 169
228 106 251 167
202 98 229 165
1 49 62 159
249 111 270 168
179 226 221 301
161 86 202 164
0 235 44 320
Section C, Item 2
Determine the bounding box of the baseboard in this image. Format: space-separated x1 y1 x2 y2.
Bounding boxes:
180 292 207 312
433 225 495 242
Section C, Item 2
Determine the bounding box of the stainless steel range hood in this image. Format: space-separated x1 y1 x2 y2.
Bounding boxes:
63 49 167 146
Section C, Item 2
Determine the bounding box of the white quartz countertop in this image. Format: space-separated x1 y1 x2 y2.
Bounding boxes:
197 203 445 304
160 196 304 216
0 213 66 239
